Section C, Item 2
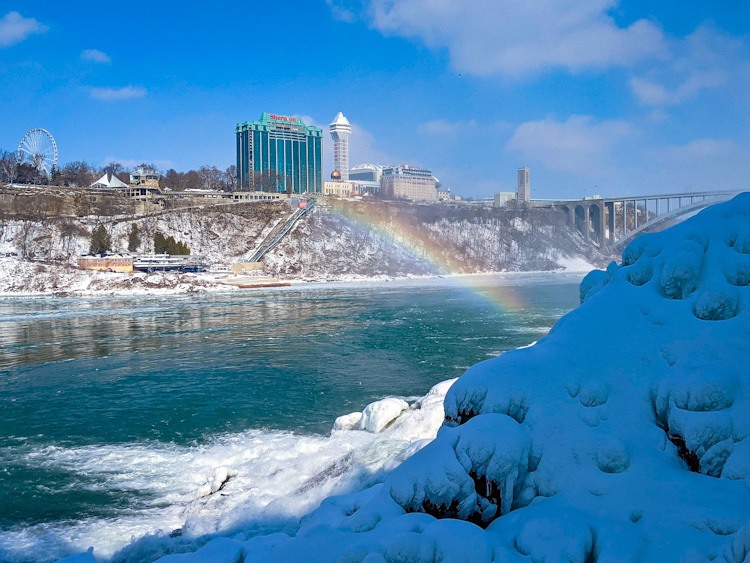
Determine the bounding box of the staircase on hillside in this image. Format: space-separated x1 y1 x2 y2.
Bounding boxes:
249 201 315 262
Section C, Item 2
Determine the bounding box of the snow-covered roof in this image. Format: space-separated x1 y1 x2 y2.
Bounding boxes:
330 112 350 127
350 163 386 172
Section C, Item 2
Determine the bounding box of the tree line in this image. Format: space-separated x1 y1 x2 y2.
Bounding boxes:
1 149 295 194
89 223 190 256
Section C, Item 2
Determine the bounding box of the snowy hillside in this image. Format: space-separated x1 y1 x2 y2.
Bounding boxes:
0 199 601 293
98 193 749 561
264 199 600 279
0 203 287 294
0 202 286 264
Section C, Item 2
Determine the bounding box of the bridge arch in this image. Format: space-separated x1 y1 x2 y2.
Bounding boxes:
544 190 740 248
589 204 602 244
559 205 572 227
574 205 587 239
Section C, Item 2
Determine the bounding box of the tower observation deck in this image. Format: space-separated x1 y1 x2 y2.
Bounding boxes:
329 112 352 181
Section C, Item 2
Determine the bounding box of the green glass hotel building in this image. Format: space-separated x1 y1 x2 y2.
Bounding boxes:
236 113 323 193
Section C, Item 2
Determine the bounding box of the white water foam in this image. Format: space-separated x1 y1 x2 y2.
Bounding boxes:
0 380 455 562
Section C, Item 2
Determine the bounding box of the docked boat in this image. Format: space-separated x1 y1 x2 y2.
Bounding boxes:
133 254 208 273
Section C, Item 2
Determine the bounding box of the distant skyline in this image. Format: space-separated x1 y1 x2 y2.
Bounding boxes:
0 1 748 199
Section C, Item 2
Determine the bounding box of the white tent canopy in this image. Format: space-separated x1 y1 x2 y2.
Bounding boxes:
91 173 129 189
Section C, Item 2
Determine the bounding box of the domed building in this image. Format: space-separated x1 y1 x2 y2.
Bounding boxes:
323 169 354 197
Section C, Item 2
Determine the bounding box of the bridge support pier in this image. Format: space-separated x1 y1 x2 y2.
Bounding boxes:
605 201 615 245
545 190 735 250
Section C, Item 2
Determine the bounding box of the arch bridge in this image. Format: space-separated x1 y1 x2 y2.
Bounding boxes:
537 190 741 250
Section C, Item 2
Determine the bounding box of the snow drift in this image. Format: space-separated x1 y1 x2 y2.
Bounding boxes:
80 194 750 561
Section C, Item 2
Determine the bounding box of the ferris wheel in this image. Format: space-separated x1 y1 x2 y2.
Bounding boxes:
17 128 58 177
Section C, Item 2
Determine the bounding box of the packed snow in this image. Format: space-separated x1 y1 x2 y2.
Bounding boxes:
62 193 748 562
0 256 235 296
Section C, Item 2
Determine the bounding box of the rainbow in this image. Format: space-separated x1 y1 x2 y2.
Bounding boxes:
322 200 529 312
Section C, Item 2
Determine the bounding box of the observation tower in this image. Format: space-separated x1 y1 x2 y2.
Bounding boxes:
329 112 352 181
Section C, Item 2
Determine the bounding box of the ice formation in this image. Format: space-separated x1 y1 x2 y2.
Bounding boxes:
76 195 750 561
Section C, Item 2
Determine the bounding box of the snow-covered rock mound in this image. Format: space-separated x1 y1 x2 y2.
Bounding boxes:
333 397 409 433
123 194 750 561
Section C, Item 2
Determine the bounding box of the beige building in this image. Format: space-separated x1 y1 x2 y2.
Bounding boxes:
437 188 453 201
494 192 516 207
78 255 134 273
381 165 437 202
130 166 160 188
323 180 354 197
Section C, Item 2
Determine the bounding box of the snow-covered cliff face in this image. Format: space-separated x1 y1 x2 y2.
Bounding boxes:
263 200 600 278
0 199 601 293
138 194 750 561
0 203 289 294
0 202 286 264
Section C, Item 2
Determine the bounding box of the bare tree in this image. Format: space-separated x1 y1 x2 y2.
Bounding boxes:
58 161 97 187
197 165 222 191
0 150 18 185
184 170 201 191
224 165 237 191
100 161 128 183
136 162 159 174
105 161 124 176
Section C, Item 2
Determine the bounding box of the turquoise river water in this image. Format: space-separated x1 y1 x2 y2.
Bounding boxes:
0 273 582 561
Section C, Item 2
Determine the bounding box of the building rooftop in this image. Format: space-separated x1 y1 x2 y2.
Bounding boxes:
236 113 322 136
329 112 352 135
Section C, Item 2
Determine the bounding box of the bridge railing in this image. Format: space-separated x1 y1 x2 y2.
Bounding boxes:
537 189 742 248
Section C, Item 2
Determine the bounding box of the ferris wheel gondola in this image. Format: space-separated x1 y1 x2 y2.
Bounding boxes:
17 128 58 178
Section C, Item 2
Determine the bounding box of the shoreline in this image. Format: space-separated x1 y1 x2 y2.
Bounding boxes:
0 258 595 299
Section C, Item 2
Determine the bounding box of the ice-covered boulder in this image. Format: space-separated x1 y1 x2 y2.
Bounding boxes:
160 194 750 562
195 466 237 498
357 398 410 433
333 411 363 431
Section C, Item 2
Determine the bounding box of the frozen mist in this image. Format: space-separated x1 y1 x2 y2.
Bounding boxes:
66 194 750 561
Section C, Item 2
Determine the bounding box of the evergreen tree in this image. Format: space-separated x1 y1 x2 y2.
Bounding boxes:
153 231 168 254
89 224 111 255
127 224 141 252
167 237 190 255
153 231 190 255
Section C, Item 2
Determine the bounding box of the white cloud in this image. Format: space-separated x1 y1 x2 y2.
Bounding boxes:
326 0 356 23
630 70 726 106
645 108 670 123
663 138 736 160
639 138 748 193
507 115 632 175
356 0 666 78
90 86 147 101
348 122 400 167
629 24 743 107
81 49 111 63
0 11 47 47
298 115 325 129
419 118 510 135
420 119 477 135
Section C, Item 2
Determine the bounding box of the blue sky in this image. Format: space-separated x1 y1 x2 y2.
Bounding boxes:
0 1 748 199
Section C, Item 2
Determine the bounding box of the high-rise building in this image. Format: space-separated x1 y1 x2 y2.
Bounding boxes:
236 113 323 193
329 112 352 181
517 166 530 204
381 165 438 202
